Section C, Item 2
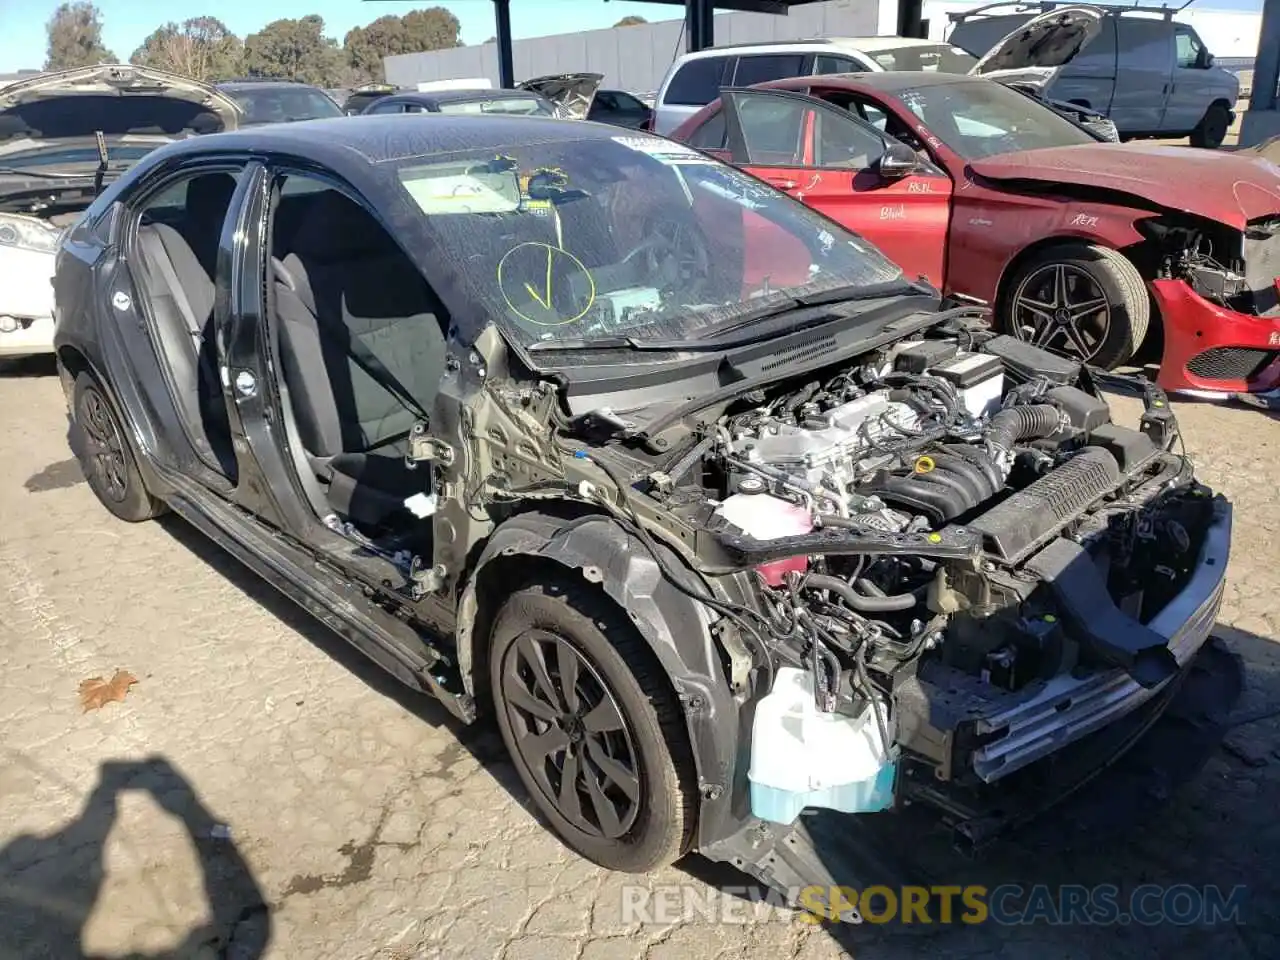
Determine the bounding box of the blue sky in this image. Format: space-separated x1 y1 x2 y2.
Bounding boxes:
0 0 676 72
0 0 1266 72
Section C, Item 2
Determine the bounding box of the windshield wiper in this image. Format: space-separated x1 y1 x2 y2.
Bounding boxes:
692 279 920 343
0 166 93 179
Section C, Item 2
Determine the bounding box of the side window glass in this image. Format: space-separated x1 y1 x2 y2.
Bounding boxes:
665 57 726 106
687 109 727 149
733 53 807 86
814 110 886 169
370 101 403 115
1175 29 1202 68
814 55 863 75
731 94 809 166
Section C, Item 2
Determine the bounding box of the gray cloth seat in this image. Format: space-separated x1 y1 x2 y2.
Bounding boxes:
272 189 447 531
135 220 233 475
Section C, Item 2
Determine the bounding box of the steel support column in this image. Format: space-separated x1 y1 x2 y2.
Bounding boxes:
1252 0 1280 113
686 0 715 52
494 0 515 89
896 0 925 40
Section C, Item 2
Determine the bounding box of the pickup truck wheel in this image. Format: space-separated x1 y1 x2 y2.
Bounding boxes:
489 577 696 873
1190 103 1231 149
1002 243 1149 370
71 372 163 522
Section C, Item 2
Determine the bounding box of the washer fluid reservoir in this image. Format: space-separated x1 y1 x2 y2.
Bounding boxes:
748 667 896 824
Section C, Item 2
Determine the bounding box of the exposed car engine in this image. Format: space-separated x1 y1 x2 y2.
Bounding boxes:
605 328 1224 823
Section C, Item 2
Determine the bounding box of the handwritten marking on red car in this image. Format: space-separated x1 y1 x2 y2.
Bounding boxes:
1270 331 1280 346
1069 213 1100 228
907 181 933 194
881 205 906 221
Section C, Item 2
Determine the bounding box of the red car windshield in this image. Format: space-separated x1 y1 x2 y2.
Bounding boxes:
897 80 1096 160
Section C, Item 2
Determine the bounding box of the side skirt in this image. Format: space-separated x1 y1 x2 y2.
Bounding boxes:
163 474 476 723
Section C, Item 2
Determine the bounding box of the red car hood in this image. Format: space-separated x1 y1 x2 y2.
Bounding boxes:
969 143 1280 229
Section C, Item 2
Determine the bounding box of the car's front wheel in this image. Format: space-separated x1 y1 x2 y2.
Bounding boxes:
488 576 696 873
1190 103 1231 149
72 372 163 522
1001 243 1150 370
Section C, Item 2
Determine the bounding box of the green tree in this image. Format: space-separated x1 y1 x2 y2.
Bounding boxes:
45 1 116 70
344 7 462 81
130 17 243 81
243 15 343 86
614 15 648 27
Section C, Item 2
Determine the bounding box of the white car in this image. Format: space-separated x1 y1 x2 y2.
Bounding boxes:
0 64 239 360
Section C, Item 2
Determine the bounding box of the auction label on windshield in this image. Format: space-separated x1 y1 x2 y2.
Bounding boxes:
612 135 713 166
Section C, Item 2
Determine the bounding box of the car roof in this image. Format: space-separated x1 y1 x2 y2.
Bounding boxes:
675 36 962 61
774 71 985 93
218 80 324 92
159 113 614 168
389 88 546 106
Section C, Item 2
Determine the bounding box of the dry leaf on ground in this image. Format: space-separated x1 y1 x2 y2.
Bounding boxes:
78 670 139 712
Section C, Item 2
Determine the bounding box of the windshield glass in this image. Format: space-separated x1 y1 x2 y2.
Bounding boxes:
868 44 979 74
897 80 1095 159
231 87 342 124
393 134 903 353
437 96 555 117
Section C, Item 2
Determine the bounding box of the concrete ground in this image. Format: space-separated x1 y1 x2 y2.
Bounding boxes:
4 75 1273 960
1 353 1278 960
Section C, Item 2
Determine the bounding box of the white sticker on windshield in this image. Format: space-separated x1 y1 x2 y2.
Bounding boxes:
612 135 714 166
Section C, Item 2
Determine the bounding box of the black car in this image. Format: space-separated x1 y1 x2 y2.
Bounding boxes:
588 89 653 129
341 83 400 116
360 88 559 118
216 79 344 125
51 114 1239 914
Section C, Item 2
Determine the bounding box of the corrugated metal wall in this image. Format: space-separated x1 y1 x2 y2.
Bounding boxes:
383 0 882 93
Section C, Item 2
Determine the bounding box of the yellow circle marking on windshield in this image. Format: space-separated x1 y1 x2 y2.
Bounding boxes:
497 241 596 327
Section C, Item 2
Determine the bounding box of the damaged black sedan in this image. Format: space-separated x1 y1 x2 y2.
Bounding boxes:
52 114 1237 908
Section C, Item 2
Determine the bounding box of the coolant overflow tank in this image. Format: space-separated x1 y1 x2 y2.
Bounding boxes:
748 667 896 824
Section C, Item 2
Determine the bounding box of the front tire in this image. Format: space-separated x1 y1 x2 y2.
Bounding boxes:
1190 103 1231 149
72 372 163 522
1000 243 1150 370
488 576 696 873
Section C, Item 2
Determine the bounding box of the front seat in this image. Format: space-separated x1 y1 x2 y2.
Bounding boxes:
273 189 447 531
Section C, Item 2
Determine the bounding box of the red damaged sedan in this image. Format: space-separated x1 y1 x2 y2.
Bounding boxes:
671 72 1280 397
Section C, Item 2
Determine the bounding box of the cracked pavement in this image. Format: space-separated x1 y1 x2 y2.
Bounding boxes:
0 357 1277 960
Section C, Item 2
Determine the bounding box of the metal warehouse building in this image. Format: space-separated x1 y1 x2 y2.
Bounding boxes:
381 0 1262 96
384 0 890 94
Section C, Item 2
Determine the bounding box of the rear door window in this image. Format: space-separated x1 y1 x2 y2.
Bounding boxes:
664 56 729 106
814 54 866 75
732 53 810 86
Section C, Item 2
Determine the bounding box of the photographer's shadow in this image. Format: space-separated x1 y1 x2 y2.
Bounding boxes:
0 756 270 960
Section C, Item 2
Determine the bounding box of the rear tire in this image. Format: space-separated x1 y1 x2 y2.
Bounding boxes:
999 243 1150 370
1190 103 1231 149
488 575 696 873
72 372 163 522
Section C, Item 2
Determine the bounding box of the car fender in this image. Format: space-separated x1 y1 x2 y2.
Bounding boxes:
992 207 1149 302
456 509 742 847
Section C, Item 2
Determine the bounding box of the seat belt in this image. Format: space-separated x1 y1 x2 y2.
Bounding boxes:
138 229 204 349
274 256 433 429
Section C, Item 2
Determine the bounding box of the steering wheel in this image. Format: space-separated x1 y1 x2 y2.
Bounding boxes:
620 217 713 301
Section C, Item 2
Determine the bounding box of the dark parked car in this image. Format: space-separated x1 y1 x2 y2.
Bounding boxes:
216 79 343 125
341 82 400 116
360 88 559 118
587 89 654 129
51 115 1239 912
